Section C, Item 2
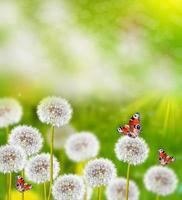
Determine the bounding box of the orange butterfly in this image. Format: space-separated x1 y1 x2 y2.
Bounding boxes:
117 112 141 138
16 175 32 192
158 149 175 166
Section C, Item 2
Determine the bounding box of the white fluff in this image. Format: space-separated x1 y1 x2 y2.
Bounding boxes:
0 98 22 128
9 125 43 156
115 137 149 165
25 153 60 184
65 132 100 162
106 177 140 200
84 158 116 188
144 165 178 196
52 174 85 200
0 144 26 173
37 96 72 127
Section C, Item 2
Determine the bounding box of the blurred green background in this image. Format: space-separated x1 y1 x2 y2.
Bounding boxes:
0 0 182 199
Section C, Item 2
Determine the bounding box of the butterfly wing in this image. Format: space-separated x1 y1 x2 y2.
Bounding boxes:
165 155 175 165
128 113 141 138
158 149 175 165
23 183 32 191
16 176 25 192
16 175 32 192
117 113 141 138
117 125 130 135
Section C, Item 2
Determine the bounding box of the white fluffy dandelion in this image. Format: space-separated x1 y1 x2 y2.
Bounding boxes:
0 144 26 173
37 96 72 127
84 158 116 188
106 177 140 200
115 137 149 165
25 153 60 184
144 166 178 196
65 132 100 162
0 98 22 128
52 174 85 200
47 125 75 149
8 125 43 156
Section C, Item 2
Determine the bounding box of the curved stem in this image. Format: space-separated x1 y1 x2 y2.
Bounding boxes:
44 183 47 200
21 170 24 200
97 187 102 200
8 173 12 200
48 126 54 200
125 164 131 200
156 194 160 200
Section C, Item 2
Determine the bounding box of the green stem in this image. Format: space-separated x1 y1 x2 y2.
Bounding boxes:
84 187 87 200
156 194 160 200
125 164 131 200
6 127 9 200
97 187 102 200
59 148 64 174
44 183 47 200
6 126 9 142
21 170 24 200
8 173 12 200
48 126 54 200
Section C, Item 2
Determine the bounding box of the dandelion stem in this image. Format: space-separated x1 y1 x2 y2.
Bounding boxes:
6 127 10 200
156 194 160 200
125 163 131 200
84 186 87 200
8 173 12 200
59 148 64 174
44 183 47 200
21 170 24 200
97 187 102 200
48 125 54 200
6 126 9 141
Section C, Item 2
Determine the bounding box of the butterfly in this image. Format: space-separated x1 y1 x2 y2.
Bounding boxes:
16 175 32 192
158 149 175 166
117 112 141 138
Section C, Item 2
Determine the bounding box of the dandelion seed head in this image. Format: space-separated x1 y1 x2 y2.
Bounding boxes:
9 125 43 156
52 174 85 200
25 153 60 184
65 132 100 162
144 166 178 196
115 137 149 165
37 96 72 127
84 158 116 188
0 144 26 173
106 177 140 200
0 98 22 128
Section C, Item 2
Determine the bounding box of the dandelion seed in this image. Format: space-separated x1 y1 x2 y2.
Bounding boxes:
65 131 100 162
25 153 60 184
144 166 178 196
8 125 43 156
115 137 149 165
0 98 22 128
0 144 26 173
84 158 116 188
106 177 140 200
37 96 72 127
52 174 85 200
